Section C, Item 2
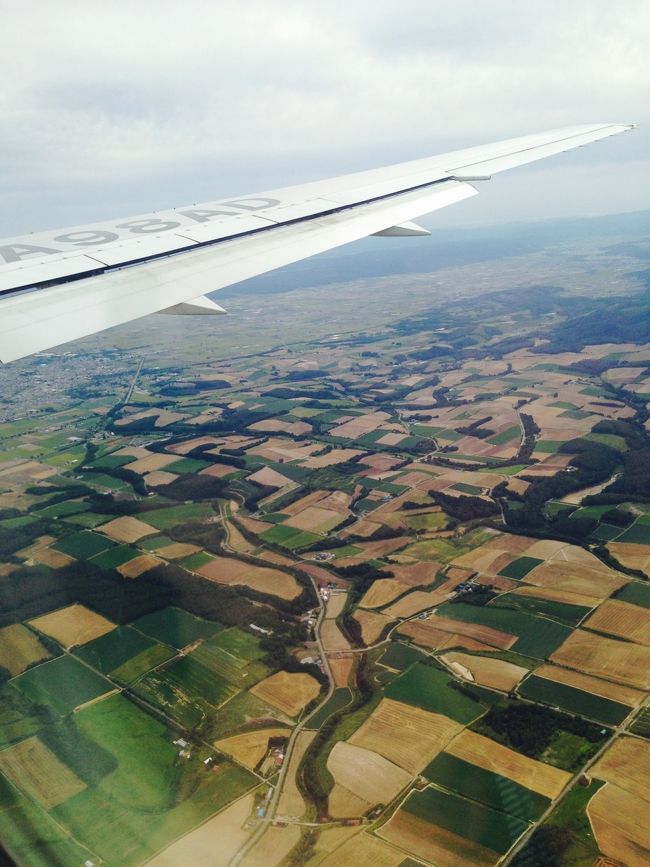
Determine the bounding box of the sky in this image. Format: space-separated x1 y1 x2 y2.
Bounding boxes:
0 0 648 237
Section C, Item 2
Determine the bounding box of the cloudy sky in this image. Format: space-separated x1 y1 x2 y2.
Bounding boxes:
1 0 648 237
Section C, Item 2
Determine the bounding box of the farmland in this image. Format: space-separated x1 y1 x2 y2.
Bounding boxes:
13 655 113 715
384 662 484 723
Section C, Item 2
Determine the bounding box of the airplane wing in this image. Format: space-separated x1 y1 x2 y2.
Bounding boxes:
0 123 635 363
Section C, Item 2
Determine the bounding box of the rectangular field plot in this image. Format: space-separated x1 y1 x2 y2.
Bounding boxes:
498 556 543 580
141 503 215 530
191 630 270 686
13 655 113 715
74 625 176 681
133 656 239 728
53 530 116 559
518 675 632 725
260 524 321 550
29 604 115 649
131 606 223 649
617 523 650 544
50 693 256 865
491 593 591 626
378 641 425 671
423 752 549 821
435 602 572 659
0 736 86 809
402 785 528 854
384 662 484 723
0 624 53 676
89 544 141 570
630 708 650 738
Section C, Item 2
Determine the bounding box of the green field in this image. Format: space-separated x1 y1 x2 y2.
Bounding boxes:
36 500 91 519
406 512 448 531
0 684 43 748
402 785 528 854
491 593 591 626
498 556 543 580
90 544 140 570
74 625 175 680
305 687 354 729
51 694 256 865
630 707 650 738
487 425 520 446
450 482 483 495
191 629 269 686
384 662 483 723
260 524 321 549
54 530 116 559
13 655 112 715
518 675 631 726
435 602 572 659
62 511 113 528
142 503 215 530
164 457 210 474
208 627 265 661
131 607 223 649
423 752 549 821
614 581 650 608
133 656 239 728
207 691 290 739
616 522 650 544
378 641 425 671
180 550 215 570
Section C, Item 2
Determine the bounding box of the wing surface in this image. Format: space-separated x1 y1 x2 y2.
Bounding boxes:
0 123 635 363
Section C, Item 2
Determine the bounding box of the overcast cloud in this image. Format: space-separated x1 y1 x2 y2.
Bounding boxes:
1 0 648 235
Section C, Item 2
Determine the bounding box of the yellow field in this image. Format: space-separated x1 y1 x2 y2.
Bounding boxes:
398 619 495 653
0 736 86 809
214 727 289 771
277 730 316 819
318 831 406 867
320 619 352 652
117 553 162 578
155 542 200 560
251 671 321 717
97 515 159 543
31 547 76 568
588 782 650 867
353 609 393 645
607 542 650 574
509 584 600 609
533 664 645 707
197 557 301 600
359 579 410 609
591 736 650 794
550 629 650 690
585 599 650 646
149 793 254 866
29 603 115 649
379 809 498 867
328 783 371 819
327 742 412 806
441 652 527 692
349 698 462 774
525 562 626 599
445 730 570 798
329 655 354 687
325 592 348 619
240 824 301 867
0 624 51 676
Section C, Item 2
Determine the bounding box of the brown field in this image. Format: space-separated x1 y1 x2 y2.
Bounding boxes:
0 624 52 676
607 542 650 575
379 809 499 867
149 793 254 867
214 727 289 771
410 614 516 650
327 742 411 806
591 736 650 794
320 619 352 652
198 555 250 582
390 561 444 586
349 698 462 774
532 665 645 707
240 824 301 867
301 448 364 469
585 599 650 646
509 584 601 609
144 470 179 486
446 730 570 798
123 453 178 474
31 546 76 568
277 730 316 818
156 542 200 560
226 521 254 553
360 579 411 609
97 515 159 543
246 466 293 488
588 783 650 867
319 831 405 867
117 553 162 578
29 603 115 649
353 609 393 645
383 590 440 618
114 445 151 459
550 629 650 690
0 736 86 809
329 655 354 687
328 784 372 819
199 463 238 479
239 566 301 600
251 671 321 717
325 592 347 619
524 562 626 599
168 436 223 455
442 652 527 692
398 620 495 653
285 506 345 533
256 549 293 567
